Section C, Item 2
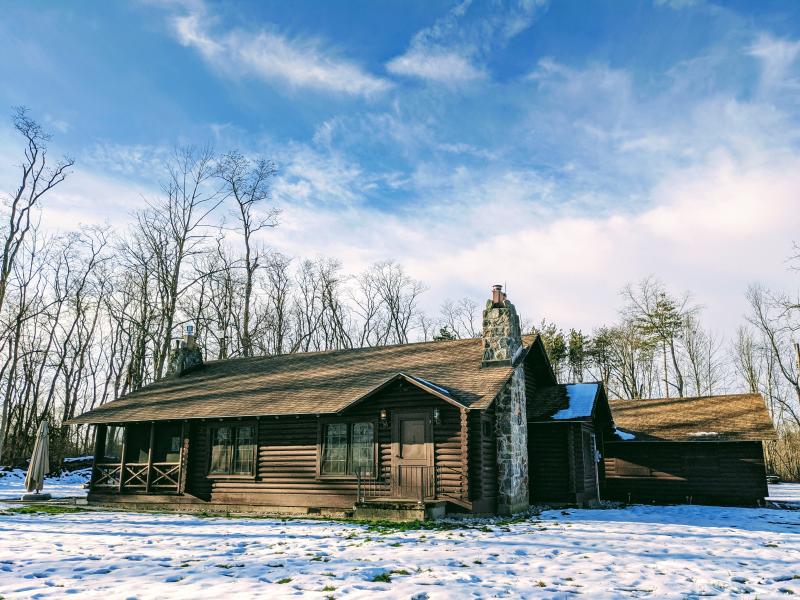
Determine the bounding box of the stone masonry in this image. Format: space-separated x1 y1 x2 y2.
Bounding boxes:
481 285 529 514
167 334 203 377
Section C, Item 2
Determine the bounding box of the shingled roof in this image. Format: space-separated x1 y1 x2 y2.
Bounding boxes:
69 337 534 424
609 394 776 442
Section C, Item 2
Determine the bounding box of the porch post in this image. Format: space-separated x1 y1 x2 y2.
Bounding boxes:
460 409 469 502
145 422 155 493
118 426 128 493
178 421 189 494
91 424 107 488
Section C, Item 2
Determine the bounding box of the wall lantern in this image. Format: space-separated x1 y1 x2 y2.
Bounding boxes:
379 409 389 428
432 408 441 426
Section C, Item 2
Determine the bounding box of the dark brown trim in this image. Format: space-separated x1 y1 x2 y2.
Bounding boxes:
316 416 379 479
460 408 469 501
118 426 128 493
145 422 155 493
341 373 467 413
206 420 258 478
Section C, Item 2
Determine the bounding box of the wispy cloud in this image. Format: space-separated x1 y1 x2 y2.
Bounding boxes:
387 0 544 84
170 3 391 98
748 33 800 93
653 0 699 9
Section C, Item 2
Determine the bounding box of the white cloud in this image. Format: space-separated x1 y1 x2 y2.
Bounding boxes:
171 4 390 98
268 150 800 334
653 0 699 8
387 49 486 84
387 0 543 84
748 33 800 93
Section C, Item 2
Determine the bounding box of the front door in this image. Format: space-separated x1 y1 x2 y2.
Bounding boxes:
392 411 433 500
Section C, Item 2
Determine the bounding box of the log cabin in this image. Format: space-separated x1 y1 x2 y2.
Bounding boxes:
604 395 776 506
69 285 776 518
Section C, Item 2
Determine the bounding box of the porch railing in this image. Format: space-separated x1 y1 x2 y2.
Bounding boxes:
92 461 181 493
356 465 465 504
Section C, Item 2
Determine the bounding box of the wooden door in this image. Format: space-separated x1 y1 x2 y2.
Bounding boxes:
392 411 433 499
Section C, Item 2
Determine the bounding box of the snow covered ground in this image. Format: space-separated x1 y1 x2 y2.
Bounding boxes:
0 503 798 599
768 483 800 504
0 468 89 500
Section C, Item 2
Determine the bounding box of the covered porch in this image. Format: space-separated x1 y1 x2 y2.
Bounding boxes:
90 422 188 495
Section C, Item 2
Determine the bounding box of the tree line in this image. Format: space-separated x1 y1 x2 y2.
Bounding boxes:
1 109 798 479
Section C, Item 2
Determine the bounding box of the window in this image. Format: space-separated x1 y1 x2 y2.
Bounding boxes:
320 422 375 476
209 424 256 476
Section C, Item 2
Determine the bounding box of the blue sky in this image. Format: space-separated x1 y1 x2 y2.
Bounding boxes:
1 0 800 332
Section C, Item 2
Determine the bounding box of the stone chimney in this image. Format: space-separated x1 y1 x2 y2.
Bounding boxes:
167 325 203 377
482 285 529 514
481 284 523 367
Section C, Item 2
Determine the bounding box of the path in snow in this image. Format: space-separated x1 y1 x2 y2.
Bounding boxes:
0 504 798 599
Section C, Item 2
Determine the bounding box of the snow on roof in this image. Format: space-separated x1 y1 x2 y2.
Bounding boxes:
409 375 452 397
550 383 599 420
688 431 720 438
614 428 636 440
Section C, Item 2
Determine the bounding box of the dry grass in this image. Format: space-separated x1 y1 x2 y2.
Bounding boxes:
766 430 800 482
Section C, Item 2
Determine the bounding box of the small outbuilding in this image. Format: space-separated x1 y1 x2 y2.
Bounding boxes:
527 382 614 505
604 394 776 506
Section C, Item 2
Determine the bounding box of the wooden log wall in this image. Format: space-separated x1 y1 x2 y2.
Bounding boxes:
182 382 470 510
603 440 769 505
528 423 571 502
468 405 497 512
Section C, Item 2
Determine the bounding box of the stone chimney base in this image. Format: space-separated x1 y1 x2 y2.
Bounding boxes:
495 365 529 515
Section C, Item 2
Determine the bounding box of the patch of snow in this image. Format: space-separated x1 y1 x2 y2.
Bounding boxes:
551 382 598 420
512 343 524 364
688 431 720 438
768 482 800 503
615 427 636 440
0 504 798 598
410 375 451 397
64 455 94 463
0 468 90 499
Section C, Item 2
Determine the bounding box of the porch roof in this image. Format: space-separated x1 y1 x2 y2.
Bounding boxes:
69 337 537 424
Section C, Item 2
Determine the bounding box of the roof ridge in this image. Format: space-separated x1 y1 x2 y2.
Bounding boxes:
610 392 763 403
201 336 484 366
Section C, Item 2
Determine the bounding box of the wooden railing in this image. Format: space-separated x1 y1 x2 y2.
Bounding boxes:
93 463 122 488
92 461 181 493
356 465 464 504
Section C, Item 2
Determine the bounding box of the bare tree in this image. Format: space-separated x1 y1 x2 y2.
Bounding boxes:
0 108 73 314
746 284 800 428
439 297 480 339
138 146 223 378
215 151 278 357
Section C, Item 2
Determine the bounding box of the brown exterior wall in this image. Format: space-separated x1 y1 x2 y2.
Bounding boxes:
603 440 769 506
91 382 491 513
468 405 498 513
528 421 599 505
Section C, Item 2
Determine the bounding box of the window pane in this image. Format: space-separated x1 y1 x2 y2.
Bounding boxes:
321 423 348 475
233 426 255 475
103 426 122 462
210 426 232 474
350 422 374 475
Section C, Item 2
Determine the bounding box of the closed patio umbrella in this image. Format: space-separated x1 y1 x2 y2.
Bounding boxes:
22 421 51 500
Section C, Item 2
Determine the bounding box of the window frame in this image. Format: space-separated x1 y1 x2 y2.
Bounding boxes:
316 418 378 480
206 421 258 480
